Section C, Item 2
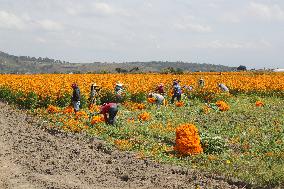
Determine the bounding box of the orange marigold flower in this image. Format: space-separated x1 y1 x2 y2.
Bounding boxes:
138 112 151 121
63 106 74 114
175 101 184 107
203 106 211 114
114 139 132 150
136 103 146 110
47 105 59 114
75 111 89 119
127 118 135 123
91 115 105 125
216 100 230 111
89 104 100 112
174 124 203 155
147 97 156 103
255 101 264 107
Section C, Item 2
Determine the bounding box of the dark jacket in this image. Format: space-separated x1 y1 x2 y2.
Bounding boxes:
72 87 81 101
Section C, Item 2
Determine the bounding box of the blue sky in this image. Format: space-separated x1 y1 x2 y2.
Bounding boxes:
0 0 283 68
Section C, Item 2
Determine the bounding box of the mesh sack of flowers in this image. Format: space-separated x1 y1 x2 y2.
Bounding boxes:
174 124 203 155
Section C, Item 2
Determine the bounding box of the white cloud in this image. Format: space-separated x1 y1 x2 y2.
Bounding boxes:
195 40 271 49
0 11 64 32
36 19 64 31
92 2 114 15
175 23 212 33
35 37 47 43
248 2 284 21
0 11 26 30
65 2 117 17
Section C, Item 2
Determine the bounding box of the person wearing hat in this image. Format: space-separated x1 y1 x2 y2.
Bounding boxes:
114 82 124 102
71 83 81 113
182 85 194 106
198 78 205 88
171 80 182 104
155 83 165 95
218 83 229 92
99 102 118 125
148 92 165 107
89 83 101 107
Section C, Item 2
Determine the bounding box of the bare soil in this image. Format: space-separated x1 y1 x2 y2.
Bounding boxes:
0 102 249 189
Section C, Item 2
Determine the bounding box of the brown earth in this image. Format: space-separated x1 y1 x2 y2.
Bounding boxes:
0 101 250 189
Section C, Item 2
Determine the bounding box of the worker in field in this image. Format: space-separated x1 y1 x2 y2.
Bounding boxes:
148 92 165 107
183 85 194 93
218 83 229 92
89 83 101 107
71 83 81 113
99 102 118 125
171 80 182 104
155 83 165 95
182 85 194 106
198 78 205 88
114 82 125 102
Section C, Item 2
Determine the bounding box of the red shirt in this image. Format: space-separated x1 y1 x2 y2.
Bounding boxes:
100 103 116 114
100 103 117 121
156 85 164 94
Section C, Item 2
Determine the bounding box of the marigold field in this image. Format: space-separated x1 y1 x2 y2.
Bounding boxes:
0 72 284 188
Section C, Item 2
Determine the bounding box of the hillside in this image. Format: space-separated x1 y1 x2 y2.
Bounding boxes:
0 51 236 73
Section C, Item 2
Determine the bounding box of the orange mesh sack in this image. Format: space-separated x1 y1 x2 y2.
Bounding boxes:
174 124 203 155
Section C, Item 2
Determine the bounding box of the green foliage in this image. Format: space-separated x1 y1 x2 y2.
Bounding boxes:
161 67 184 74
55 93 71 107
0 87 16 103
200 133 228 154
99 89 129 104
99 90 117 104
19 91 38 109
38 96 52 108
79 94 88 109
130 92 146 103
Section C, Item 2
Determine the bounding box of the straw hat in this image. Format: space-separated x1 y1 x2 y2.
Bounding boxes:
92 83 99 87
116 82 123 87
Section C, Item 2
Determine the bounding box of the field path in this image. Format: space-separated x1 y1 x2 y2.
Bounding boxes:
0 102 247 189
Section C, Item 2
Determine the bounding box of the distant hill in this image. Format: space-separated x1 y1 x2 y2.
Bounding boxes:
0 51 236 74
